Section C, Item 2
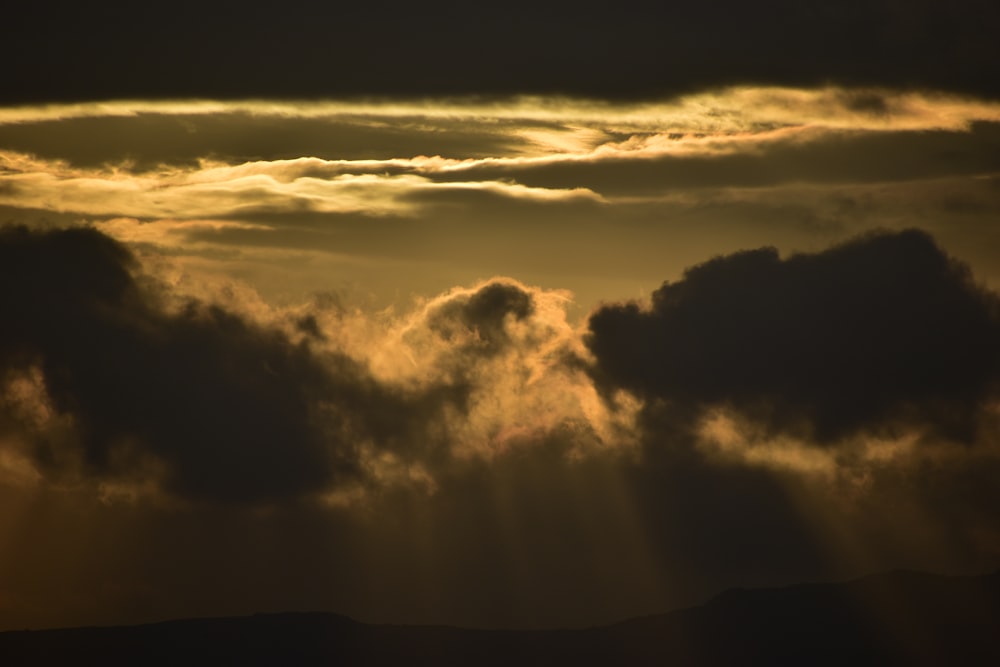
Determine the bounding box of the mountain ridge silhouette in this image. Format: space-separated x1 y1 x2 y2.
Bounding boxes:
2 569 998 666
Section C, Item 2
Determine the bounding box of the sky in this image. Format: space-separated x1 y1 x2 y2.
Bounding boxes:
1 0 1000 631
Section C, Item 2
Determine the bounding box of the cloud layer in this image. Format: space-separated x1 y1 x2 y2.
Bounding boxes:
1 223 1000 631
0 227 623 505
588 229 1000 446
3 89 1000 310
0 226 379 502
2 87 1000 631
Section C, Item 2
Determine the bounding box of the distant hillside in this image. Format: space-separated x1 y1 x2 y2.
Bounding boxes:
2 570 998 666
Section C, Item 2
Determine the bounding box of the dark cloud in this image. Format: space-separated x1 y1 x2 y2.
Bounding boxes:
426 282 535 355
3 1 999 103
0 226 460 503
587 229 1000 444
2 227 999 633
0 226 338 502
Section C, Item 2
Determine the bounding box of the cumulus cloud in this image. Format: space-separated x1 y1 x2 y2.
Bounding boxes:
3 224 1000 631
573 230 1000 603
294 277 635 465
0 226 448 504
0 226 632 506
587 229 1000 450
5 225 996 510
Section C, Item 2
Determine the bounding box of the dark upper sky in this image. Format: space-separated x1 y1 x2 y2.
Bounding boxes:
5 0 1000 103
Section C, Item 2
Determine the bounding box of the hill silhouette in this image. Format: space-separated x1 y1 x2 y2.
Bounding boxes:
1 570 997 666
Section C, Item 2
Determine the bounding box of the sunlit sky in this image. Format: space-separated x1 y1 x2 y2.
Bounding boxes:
1 0 999 632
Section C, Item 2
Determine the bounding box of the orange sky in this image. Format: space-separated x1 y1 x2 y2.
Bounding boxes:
2 9 1000 628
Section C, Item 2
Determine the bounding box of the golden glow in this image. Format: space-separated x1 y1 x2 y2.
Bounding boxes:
2 84 1000 632
1 87 998 131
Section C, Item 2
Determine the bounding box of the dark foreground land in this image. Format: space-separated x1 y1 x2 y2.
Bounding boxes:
1 570 998 666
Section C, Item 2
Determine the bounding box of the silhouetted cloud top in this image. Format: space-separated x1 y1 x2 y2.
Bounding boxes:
588 230 1000 444
427 282 536 355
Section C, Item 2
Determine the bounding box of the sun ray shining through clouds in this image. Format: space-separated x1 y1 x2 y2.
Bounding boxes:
1 0 1000 641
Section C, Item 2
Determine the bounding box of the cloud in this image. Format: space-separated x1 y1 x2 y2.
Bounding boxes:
0 226 631 506
423 281 537 357
4 93 999 255
576 223 1000 600
430 122 1000 198
0 150 602 223
303 277 635 464
3 89 999 168
0 225 447 504
2 225 1000 632
4 224 995 507
587 229 1000 447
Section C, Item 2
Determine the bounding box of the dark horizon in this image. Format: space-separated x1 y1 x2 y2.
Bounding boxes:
2 566 996 633
3 569 999 666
